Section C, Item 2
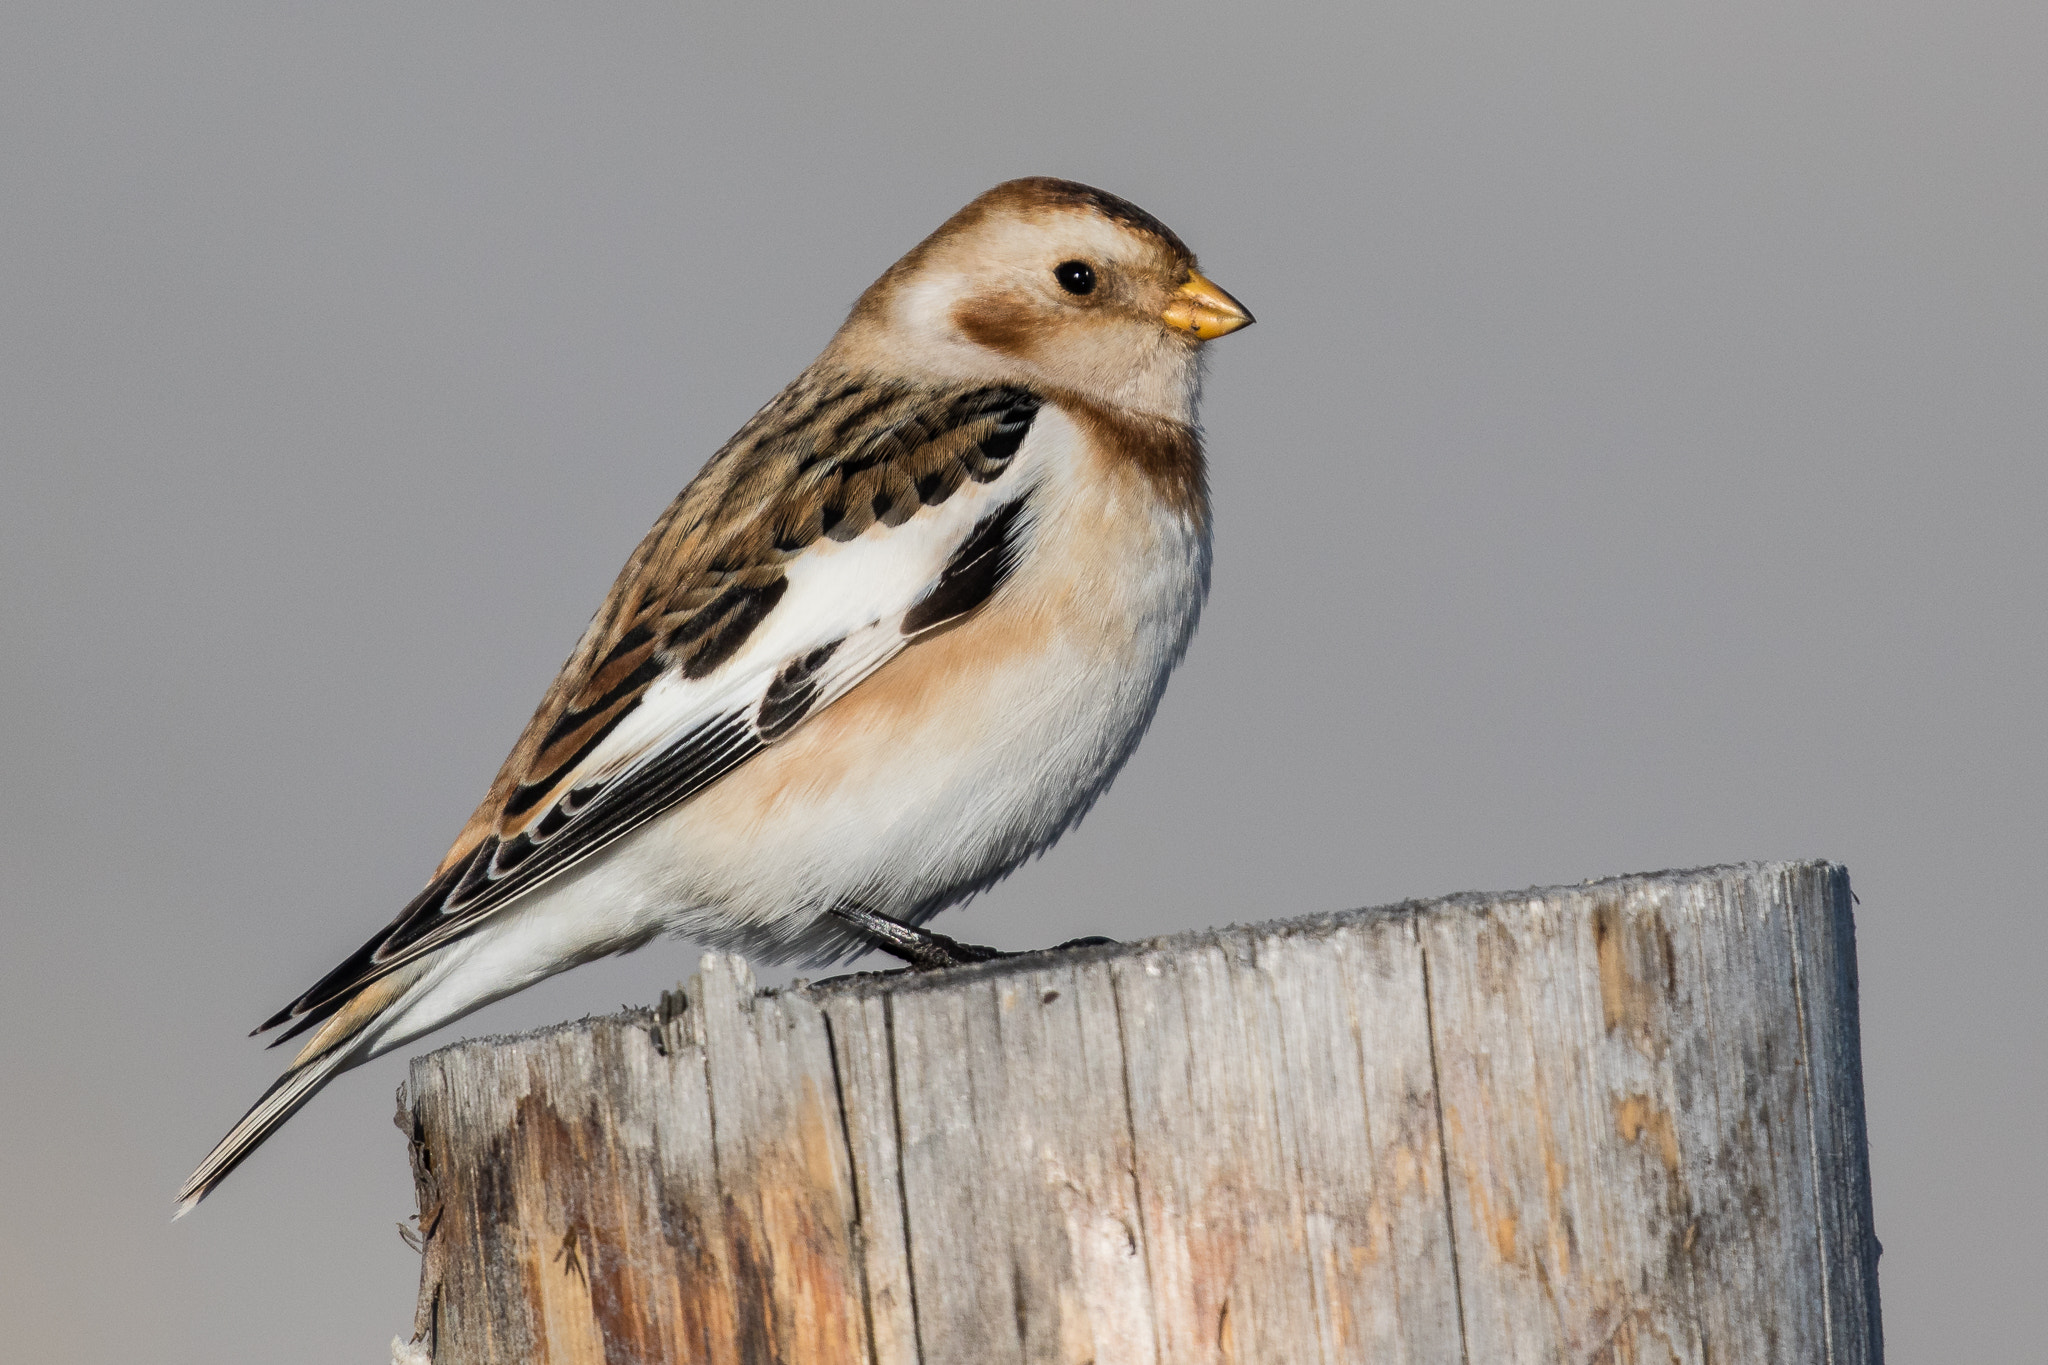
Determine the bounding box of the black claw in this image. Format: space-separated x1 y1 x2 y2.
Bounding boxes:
1052 935 1118 951
907 930 1010 971
829 902 1011 970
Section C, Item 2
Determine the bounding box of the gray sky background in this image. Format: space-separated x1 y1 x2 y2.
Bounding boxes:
4 3 2042 1359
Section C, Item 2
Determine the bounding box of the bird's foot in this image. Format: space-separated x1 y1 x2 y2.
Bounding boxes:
829 902 1006 970
829 905 1118 971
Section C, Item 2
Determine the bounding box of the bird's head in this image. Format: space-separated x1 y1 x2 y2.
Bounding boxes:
831 177 1252 421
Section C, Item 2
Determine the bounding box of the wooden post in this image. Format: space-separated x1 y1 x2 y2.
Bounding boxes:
392 860 1882 1364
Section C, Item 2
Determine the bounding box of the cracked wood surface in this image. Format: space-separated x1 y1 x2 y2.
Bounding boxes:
395 861 1882 1364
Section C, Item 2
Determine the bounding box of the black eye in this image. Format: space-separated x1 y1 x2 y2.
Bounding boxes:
1053 260 1096 295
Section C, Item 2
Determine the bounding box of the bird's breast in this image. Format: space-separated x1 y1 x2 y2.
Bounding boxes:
654 403 1210 929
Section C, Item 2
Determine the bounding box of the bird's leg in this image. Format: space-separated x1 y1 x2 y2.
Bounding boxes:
828 902 1011 971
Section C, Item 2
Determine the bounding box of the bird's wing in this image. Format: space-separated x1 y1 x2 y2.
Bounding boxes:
258 377 1045 1046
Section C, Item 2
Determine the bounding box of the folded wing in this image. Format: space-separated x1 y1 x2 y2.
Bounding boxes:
258 379 1045 1047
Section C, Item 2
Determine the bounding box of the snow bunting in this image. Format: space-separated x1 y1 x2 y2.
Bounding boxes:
179 176 1252 1212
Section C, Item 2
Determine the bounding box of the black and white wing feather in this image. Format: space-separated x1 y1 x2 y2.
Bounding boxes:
257 378 1043 1047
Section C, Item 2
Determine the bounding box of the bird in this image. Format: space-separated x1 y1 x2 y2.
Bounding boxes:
178 176 1252 1214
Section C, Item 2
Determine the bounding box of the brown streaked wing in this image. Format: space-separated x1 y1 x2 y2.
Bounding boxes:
254 375 1044 1042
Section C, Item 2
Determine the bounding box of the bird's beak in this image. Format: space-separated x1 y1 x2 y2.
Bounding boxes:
1161 269 1255 341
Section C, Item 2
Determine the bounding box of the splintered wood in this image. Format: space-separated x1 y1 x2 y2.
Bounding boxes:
396 861 1882 1364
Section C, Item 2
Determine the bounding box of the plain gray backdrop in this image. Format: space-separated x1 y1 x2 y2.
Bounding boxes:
4 2 2042 1359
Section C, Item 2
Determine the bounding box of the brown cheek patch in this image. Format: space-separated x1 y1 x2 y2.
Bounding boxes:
951 291 1054 359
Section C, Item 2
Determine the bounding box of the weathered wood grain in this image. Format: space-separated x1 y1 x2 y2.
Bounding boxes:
395 861 1881 1364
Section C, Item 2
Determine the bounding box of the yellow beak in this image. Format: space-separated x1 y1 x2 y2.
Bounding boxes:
1161 269 1255 340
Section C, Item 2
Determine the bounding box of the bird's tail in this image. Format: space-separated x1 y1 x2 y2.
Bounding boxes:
175 1043 358 1217
176 963 429 1217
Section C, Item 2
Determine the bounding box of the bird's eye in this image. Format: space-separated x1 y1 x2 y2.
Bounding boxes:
1053 260 1097 296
